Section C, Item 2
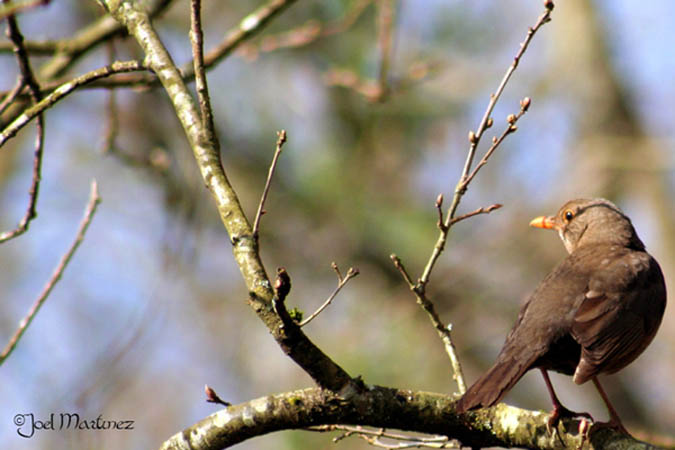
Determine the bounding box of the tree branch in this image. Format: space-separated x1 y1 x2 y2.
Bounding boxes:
159 386 643 450
0 0 49 21
0 180 101 365
0 60 144 148
99 0 357 394
66 0 300 91
391 0 552 402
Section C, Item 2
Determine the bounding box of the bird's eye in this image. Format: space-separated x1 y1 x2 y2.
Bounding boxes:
564 210 574 221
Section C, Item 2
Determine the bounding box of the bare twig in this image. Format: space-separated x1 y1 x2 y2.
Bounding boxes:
0 60 144 148
252 130 287 238
323 59 441 103
418 1 550 284
0 78 24 115
458 99 530 191
448 203 502 227
0 0 293 104
59 0 300 92
331 261 343 281
37 0 171 80
256 0 371 52
0 6 45 243
435 194 445 231
0 180 101 365
103 0 356 395
391 255 466 393
101 41 119 154
189 0 217 144
310 424 459 449
322 69 386 102
299 266 359 327
455 12 551 193
0 0 49 21
391 4 553 394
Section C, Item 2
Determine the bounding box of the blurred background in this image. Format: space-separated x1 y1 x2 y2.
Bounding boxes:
0 0 673 448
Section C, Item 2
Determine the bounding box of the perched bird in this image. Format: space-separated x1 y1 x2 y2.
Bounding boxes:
455 198 667 433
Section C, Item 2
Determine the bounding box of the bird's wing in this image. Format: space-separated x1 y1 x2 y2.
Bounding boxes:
570 250 665 384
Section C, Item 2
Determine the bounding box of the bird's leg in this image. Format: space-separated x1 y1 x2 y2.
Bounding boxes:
540 369 593 433
591 377 630 435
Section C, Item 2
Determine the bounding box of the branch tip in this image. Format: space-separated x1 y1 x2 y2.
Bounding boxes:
520 96 531 111
253 129 289 237
331 261 342 281
299 264 358 327
435 193 443 208
276 129 287 146
205 384 232 407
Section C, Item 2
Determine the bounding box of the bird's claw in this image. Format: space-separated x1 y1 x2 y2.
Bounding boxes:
546 405 594 434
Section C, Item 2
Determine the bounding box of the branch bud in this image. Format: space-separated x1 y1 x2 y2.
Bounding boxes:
274 267 291 302
520 97 531 111
468 130 478 144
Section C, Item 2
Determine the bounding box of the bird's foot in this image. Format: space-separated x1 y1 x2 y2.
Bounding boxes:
576 418 591 450
546 405 594 434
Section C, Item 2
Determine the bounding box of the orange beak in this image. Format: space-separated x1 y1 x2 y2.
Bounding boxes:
529 215 555 229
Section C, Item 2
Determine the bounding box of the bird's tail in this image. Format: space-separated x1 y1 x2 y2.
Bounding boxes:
455 356 534 413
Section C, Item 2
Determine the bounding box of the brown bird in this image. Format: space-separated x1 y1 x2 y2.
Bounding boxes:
455 198 667 433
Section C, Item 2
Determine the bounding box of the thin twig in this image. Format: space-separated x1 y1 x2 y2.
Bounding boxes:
189 0 217 145
37 0 171 81
54 0 299 92
252 130 287 238
0 180 101 365
0 0 49 21
391 4 553 395
331 261 343 282
299 266 359 327
256 0 371 52
391 255 466 393
0 7 45 243
0 78 24 115
101 90 118 152
435 194 445 231
455 10 551 194
0 60 144 148
309 424 459 449
448 203 503 227
418 6 551 288
101 41 119 154
390 254 415 287
458 99 530 191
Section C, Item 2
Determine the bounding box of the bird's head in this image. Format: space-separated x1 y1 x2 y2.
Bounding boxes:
529 198 645 254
